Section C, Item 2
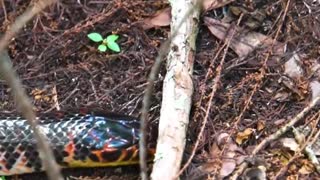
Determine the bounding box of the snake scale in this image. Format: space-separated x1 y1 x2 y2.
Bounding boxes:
0 109 155 175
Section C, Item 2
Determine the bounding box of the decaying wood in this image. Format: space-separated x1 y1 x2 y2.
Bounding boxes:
151 0 201 179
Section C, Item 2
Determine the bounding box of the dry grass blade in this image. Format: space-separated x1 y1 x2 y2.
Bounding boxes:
0 0 63 180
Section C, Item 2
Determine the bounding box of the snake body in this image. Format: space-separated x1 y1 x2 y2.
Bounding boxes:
0 109 155 175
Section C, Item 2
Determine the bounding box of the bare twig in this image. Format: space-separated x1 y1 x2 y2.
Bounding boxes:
44 85 79 113
0 1 63 180
0 51 63 180
295 112 320 173
252 97 320 155
274 112 320 178
305 130 320 173
0 0 56 52
0 0 8 23
231 96 320 179
230 0 291 178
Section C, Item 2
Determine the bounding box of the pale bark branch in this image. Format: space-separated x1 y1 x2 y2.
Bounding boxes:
150 0 201 179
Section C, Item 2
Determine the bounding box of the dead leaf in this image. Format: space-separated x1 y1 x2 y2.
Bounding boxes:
31 88 51 102
210 141 222 158
284 52 303 79
209 133 246 178
216 132 231 147
142 8 171 30
278 76 305 100
31 88 45 95
288 164 298 174
204 17 284 58
257 120 265 131
220 159 236 178
34 95 42 100
298 161 314 175
286 175 299 180
280 138 299 152
202 0 234 12
198 162 219 173
311 60 320 78
310 80 320 101
270 149 293 165
273 90 290 102
225 150 236 159
236 128 254 145
142 0 235 30
236 155 247 164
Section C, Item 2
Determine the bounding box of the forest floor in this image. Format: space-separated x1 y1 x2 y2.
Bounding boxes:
0 0 320 179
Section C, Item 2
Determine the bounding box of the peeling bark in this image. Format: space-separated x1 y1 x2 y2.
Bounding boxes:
151 0 200 179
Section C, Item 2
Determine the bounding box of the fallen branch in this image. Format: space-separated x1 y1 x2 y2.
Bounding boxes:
147 0 201 179
140 1 205 179
0 1 63 180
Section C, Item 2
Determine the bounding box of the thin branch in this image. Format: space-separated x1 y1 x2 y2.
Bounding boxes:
305 130 320 173
0 51 63 180
0 0 56 52
0 1 63 180
274 112 320 178
231 96 320 179
0 0 8 23
230 0 291 178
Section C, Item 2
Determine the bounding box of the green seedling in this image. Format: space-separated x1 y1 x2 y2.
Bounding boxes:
87 32 120 53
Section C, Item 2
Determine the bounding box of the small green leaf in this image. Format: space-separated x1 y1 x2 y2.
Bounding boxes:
107 41 120 52
106 34 119 43
0 176 6 180
98 44 107 52
87 32 103 42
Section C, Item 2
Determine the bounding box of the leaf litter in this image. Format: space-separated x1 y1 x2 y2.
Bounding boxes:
1 0 320 179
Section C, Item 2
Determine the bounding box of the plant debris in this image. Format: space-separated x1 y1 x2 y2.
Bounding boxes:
0 0 320 179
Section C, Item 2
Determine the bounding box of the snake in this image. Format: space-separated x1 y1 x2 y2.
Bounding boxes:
0 109 155 176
